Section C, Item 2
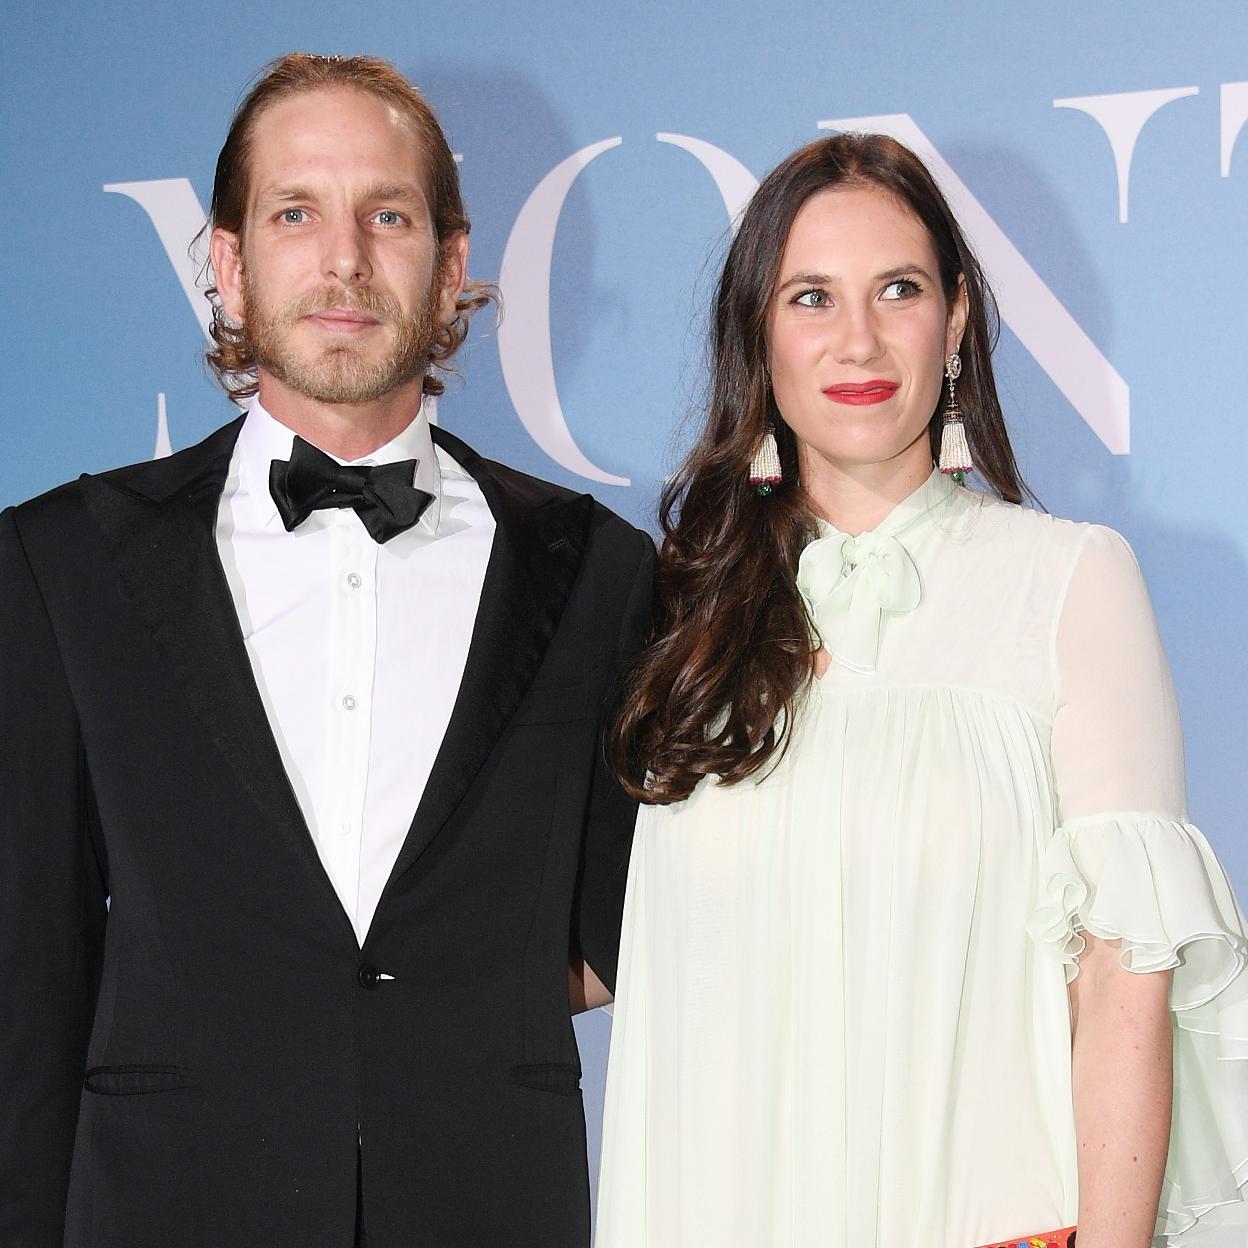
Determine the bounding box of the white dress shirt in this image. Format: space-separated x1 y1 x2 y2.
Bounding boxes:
216 399 495 944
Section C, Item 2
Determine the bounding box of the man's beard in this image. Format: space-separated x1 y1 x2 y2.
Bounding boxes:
242 272 443 405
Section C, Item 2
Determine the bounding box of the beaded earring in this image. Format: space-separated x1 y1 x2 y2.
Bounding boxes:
938 352 973 483
748 425 782 496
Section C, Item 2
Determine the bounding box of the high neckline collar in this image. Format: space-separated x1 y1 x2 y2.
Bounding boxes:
798 468 965 675
810 467 961 544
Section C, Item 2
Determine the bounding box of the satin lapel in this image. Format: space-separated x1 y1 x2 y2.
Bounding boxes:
383 427 594 890
80 419 356 941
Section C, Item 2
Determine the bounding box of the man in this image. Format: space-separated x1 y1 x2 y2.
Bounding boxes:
0 54 651 1248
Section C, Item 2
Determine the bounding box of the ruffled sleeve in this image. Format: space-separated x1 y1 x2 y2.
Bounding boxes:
1028 525 1248 1243
1031 814 1247 1012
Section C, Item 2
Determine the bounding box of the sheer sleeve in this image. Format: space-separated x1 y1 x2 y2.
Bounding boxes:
1050 524 1187 825
1029 524 1248 1242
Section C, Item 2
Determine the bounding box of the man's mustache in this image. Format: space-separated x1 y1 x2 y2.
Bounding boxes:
282 287 403 324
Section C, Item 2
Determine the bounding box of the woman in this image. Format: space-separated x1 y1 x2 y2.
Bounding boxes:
596 135 1248 1248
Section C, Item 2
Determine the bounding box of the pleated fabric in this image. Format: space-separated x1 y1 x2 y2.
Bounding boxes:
596 472 1248 1248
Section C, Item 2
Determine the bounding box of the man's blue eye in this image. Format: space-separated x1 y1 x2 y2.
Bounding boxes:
375 210 402 226
281 209 305 224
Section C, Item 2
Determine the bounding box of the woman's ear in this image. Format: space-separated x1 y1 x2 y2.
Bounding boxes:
946 274 969 357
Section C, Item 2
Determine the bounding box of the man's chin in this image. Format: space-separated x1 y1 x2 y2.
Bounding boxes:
257 345 380 401
269 360 425 406
251 323 435 405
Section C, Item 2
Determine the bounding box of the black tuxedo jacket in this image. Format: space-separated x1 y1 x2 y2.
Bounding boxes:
0 418 654 1248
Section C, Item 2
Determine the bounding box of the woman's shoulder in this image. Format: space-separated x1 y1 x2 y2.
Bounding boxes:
965 490 1136 571
944 492 1148 625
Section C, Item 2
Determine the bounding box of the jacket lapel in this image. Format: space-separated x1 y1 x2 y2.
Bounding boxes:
80 419 356 941
381 426 595 892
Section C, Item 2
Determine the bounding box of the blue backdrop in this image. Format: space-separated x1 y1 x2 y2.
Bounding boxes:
5 0 1246 1198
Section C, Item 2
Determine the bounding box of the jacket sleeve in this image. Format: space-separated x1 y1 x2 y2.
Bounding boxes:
573 525 656 993
0 506 108 1245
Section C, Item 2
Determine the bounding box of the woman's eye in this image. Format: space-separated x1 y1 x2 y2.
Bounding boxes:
793 289 829 308
280 208 307 225
882 278 922 300
374 210 403 226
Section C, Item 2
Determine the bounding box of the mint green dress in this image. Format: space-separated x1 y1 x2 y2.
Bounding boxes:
596 471 1248 1248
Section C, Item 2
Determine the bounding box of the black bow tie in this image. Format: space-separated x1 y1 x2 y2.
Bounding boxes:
269 435 435 545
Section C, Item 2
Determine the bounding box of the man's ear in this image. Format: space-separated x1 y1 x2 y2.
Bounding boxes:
946 273 969 357
210 228 245 322
437 230 470 325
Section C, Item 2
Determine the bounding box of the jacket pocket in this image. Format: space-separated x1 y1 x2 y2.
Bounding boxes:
509 1061 582 1097
84 1064 197 1095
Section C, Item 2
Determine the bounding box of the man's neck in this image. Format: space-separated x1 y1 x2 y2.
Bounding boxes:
256 373 427 461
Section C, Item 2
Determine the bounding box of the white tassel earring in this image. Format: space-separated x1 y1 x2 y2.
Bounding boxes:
749 424 782 496
938 352 972 483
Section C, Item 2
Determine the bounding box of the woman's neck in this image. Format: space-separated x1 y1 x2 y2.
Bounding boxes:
800 442 935 535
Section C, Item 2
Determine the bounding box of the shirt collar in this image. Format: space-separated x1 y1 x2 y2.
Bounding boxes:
236 396 444 535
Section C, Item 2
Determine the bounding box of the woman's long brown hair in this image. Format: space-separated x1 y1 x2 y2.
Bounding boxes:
612 134 1027 805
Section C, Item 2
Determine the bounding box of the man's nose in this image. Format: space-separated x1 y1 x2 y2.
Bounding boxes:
322 217 372 286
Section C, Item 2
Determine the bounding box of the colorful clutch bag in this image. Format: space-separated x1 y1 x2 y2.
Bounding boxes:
975 1229 1076 1248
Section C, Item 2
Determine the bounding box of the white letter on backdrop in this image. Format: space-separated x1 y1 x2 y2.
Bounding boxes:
104 179 211 339
497 139 629 486
655 133 759 231
1053 86 1198 222
1221 82 1248 177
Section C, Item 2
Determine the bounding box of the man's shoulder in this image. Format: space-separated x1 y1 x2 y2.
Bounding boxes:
432 425 653 555
8 418 244 534
492 454 643 532
493 455 653 570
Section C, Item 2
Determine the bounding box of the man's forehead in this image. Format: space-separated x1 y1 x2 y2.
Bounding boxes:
246 87 429 206
252 83 415 137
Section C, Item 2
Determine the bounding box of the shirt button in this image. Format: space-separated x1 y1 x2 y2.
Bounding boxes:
346 572 362 589
342 695 357 711
335 819 351 836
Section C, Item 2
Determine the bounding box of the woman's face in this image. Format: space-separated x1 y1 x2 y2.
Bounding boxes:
766 184 967 489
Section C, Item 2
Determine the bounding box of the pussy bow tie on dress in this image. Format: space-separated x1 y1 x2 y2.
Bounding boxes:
796 528 922 674
269 435 434 544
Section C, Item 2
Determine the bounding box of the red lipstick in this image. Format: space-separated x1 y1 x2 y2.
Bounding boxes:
822 380 899 406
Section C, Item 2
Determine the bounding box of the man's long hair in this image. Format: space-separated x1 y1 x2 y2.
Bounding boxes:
611 133 1029 806
203 52 495 401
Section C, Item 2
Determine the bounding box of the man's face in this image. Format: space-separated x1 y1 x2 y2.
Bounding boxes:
212 86 467 405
